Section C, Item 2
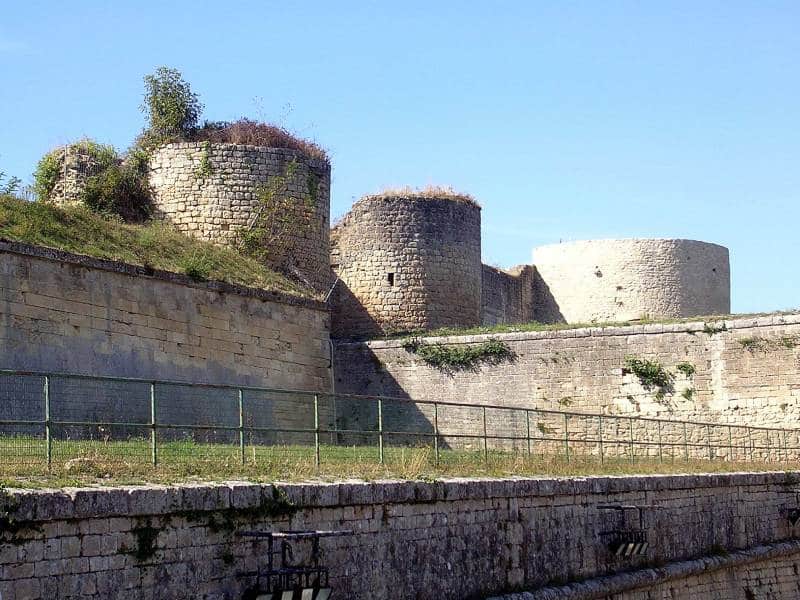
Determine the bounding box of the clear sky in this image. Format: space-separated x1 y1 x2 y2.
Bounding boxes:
1 1 798 313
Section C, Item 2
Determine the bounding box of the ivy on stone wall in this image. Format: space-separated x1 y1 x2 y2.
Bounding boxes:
402 337 516 374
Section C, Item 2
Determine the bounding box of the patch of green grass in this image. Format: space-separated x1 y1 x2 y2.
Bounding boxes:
0 196 310 297
0 436 787 489
371 314 767 341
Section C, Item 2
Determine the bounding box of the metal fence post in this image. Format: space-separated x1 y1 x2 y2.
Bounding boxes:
748 427 754 462
482 406 488 463
657 420 663 463
313 394 320 468
683 421 689 461
598 415 604 465
629 417 635 463
526 410 532 457
783 429 788 463
150 382 158 467
728 425 733 462
433 403 440 466
564 414 570 463
377 398 384 464
238 389 245 466
44 376 51 471
706 424 712 461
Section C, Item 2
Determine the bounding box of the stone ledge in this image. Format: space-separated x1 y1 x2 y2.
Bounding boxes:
6 471 797 523
346 311 800 349
0 240 328 313
489 538 800 600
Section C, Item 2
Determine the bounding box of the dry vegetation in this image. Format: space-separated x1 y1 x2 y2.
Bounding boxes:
362 185 479 207
189 118 328 162
0 439 789 489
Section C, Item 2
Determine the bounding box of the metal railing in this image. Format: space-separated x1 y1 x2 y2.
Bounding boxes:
1 369 798 472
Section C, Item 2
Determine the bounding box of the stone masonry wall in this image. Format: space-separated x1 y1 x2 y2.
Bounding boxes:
0 241 330 390
148 143 331 290
2 473 800 599
334 313 800 445
47 145 108 206
330 196 482 337
494 540 800 599
481 264 536 326
532 239 731 323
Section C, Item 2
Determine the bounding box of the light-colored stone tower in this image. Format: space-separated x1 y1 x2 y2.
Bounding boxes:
148 142 331 290
532 238 731 323
330 193 482 337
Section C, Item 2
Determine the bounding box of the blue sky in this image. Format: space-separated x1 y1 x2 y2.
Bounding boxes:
1 1 798 313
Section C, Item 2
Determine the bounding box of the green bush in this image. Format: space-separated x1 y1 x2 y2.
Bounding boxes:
32 151 62 200
81 161 151 222
33 140 119 202
403 337 516 373
140 66 203 146
624 356 674 390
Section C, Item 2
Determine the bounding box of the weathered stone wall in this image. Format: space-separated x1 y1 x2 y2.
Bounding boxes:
493 540 800 599
0 241 330 390
2 473 800 600
148 142 331 290
532 239 731 323
330 195 482 337
481 264 536 326
47 145 109 206
333 313 800 435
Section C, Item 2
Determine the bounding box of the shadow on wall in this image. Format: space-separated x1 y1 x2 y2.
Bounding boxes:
329 279 384 340
532 267 565 324
333 344 444 450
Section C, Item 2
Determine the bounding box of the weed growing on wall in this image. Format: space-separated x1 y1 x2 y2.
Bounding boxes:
624 357 673 389
738 336 768 352
675 361 696 377
194 141 214 179
402 337 516 374
238 158 316 272
702 321 728 335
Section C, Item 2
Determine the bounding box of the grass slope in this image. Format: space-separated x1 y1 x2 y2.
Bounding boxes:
0 195 309 297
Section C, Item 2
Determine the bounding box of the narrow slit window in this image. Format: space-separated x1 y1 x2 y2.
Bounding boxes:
387 272 395 286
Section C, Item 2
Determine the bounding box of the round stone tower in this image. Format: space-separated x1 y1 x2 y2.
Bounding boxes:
148 142 331 290
331 192 482 337
532 238 731 323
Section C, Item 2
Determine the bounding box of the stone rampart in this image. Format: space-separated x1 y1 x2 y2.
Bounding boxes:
148 142 331 290
334 313 800 433
2 473 800 599
0 240 330 390
532 239 730 323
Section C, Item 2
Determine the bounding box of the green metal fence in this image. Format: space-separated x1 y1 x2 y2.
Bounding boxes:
0 369 798 472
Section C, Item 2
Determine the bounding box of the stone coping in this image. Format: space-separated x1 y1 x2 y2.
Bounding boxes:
0 240 328 313
155 141 331 169
491 539 800 599
5 472 796 523
343 312 800 349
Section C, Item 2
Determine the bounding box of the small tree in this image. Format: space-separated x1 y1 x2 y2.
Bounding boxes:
0 170 21 196
140 67 203 143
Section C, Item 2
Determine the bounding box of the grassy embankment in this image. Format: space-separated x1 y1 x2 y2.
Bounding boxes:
0 195 309 297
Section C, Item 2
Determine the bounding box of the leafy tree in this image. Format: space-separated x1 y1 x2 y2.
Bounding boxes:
140 67 203 144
